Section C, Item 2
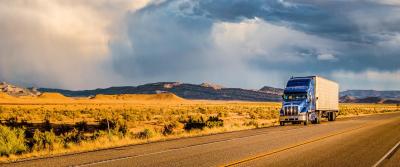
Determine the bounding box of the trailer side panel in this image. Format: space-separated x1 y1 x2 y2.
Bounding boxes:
315 76 339 111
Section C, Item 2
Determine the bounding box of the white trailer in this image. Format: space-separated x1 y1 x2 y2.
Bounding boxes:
315 76 339 121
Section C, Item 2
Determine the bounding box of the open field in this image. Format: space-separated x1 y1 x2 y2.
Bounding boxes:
0 93 399 162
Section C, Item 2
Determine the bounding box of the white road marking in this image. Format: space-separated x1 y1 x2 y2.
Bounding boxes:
372 140 400 167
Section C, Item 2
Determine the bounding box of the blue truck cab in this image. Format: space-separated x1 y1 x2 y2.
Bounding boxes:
279 76 339 126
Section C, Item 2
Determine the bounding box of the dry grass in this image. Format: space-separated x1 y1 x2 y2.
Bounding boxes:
0 95 398 162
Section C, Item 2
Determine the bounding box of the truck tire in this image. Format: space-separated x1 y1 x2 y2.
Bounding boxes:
328 112 335 121
312 111 321 124
328 112 332 121
280 122 285 126
304 113 309 126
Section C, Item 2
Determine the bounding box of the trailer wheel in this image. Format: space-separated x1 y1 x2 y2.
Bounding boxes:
328 112 332 121
280 122 285 126
328 112 335 121
332 112 336 121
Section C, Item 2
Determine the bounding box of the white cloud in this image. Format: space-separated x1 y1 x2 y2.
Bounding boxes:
277 0 297 8
0 0 151 89
211 18 335 63
317 53 336 61
200 18 337 88
331 70 400 90
371 0 400 6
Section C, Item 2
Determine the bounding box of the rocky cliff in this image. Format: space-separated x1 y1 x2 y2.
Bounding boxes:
0 82 40 97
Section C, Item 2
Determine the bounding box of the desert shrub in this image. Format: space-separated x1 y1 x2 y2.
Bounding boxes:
248 112 257 119
217 112 229 118
20 119 29 127
121 112 137 122
98 119 117 131
56 124 73 135
136 128 155 139
162 121 180 135
184 116 206 130
61 128 84 146
91 130 107 140
206 116 224 128
232 123 240 128
5 117 19 127
31 129 58 151
43 130 57 150
258 112 271 119
75 121 89 132
98 118 128 136
43 119 52 131
243 120 259 128
116 120 129 137
198 107 207 114
0 125 27 156
178 115 187 123
184 116 224 130
145 113 152 121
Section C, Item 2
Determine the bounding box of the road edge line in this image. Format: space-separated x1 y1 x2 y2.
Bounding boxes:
372 140 400 167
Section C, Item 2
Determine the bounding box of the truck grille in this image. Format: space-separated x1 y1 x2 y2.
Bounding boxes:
284 106 298 116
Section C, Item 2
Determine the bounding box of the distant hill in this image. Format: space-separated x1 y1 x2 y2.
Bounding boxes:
0 82 40 97
340 95 400 104
39 82 282 102
259 86 284 95
92 93 185 102
339 95 357 103
38 93 70 100
340 90 400 99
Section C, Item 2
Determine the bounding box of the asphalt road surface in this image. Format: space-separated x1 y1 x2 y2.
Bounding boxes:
3 112 400 167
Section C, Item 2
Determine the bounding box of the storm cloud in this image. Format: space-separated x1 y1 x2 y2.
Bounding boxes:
0 0 399 90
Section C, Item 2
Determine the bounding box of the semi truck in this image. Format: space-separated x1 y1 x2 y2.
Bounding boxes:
279 76 339 126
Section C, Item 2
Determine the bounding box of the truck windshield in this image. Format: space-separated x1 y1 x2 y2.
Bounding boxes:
286 79 310 87
283 93 307 101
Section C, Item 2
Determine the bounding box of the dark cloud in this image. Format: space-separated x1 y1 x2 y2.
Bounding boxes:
111 0 214 81
196 0 400 43
109 0 400 90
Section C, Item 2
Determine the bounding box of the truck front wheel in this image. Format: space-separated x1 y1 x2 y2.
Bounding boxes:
303 114 309 126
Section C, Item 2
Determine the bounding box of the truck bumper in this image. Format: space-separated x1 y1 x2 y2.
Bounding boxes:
280 115 307 122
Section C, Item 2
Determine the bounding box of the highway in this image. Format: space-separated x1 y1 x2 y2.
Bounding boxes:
3 112 400 167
